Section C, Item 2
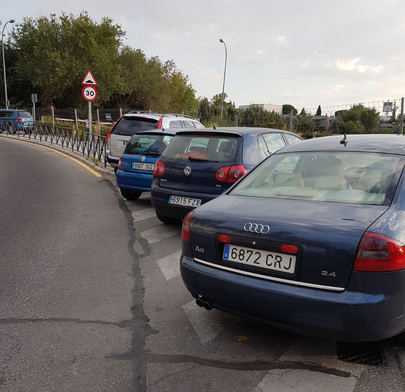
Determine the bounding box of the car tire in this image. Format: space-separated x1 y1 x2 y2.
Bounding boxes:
156 211 178 225
120 188 142 200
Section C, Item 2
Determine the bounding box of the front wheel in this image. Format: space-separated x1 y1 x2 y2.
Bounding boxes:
156 211 178 225
120 188 142 200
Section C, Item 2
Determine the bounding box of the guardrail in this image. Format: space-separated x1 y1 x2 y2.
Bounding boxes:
0 122 108 167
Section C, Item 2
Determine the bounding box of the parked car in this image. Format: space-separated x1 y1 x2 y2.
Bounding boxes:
116 130 177 200
151 128 302 223
106 112 204 169
180 134 405 342
0 109 34 133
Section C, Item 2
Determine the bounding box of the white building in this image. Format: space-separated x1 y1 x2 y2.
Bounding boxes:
239 103 283 114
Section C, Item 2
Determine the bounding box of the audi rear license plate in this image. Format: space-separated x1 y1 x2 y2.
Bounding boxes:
223 244 296 274
169 195 202 207
132 162 154 171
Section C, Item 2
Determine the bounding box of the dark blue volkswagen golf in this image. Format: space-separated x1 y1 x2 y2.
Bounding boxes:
151 128 301 223
181 135 405 342
116 130 176 200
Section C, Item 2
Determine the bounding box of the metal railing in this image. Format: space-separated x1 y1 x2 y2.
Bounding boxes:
0 122 108 167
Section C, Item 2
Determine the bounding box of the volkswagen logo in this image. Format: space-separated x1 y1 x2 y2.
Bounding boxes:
141 156 146 162
243 222 270 234
184 166 192 176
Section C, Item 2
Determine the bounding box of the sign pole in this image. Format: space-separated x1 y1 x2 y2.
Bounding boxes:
88 101 92 137
400 97 404 136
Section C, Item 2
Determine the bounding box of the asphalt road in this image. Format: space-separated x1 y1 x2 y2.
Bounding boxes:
0 136 404 392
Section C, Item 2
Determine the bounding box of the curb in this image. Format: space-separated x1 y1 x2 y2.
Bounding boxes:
0 133 115 176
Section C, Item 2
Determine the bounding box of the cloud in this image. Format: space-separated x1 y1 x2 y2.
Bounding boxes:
336 58 384 74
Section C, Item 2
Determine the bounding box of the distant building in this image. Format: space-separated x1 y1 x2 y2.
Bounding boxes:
313 115 335 132
239 103 283 114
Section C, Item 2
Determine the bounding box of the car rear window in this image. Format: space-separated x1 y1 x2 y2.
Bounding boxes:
231 152 404 206
112 116 159 136
124 134 173 156
161 134 242 163
17 111 32 118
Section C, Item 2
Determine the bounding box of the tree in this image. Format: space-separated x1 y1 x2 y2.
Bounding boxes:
282 104 297 116
343 121 363 134
293 111 314 136
11 12 124 107
360 107 379 133
315 105 322 116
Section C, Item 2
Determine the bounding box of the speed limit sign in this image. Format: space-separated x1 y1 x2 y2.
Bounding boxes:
82 85 98 102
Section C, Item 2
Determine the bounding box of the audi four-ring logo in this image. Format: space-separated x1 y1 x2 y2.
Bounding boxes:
243 222 270 234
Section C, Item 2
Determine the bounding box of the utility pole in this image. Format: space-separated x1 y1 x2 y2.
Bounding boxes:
289 110 293 132
1 19 15 109
400 97 404 135
219 39 227 118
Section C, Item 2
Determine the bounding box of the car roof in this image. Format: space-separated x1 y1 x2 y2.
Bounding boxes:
175 127 296 137
278 134 405 155
123 112 200 121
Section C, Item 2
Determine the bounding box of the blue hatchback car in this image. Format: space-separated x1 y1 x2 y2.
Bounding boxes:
116 130 176 200
151 128 302 223
0 109 34 133
181 134 405 342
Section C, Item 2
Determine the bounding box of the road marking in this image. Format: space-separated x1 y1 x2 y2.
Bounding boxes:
140 224 180 244
1 137 102 178
156 251 181 280
253 369 357 392
133 207 157 222
182 300 223 345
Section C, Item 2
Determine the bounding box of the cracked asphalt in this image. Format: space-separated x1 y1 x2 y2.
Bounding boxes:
1 136 405 391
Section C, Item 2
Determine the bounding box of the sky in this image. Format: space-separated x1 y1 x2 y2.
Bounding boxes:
3 0 405 111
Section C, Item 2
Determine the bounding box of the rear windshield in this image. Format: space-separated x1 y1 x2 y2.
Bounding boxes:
231 152 404 206
112 116 159 136
17 111 32 118
124 134 173 156
161 134 241 163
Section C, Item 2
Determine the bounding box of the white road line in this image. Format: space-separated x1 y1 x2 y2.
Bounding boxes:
140 224 180 244
182 300 223 345
156 251 182 280
133 208 156 222
252 369 357 392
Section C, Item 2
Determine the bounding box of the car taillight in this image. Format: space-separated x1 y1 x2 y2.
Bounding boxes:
218 234 231 243
353 232 405 272
154 160 165 176
216 165 247 183
118 158 123 170
281 244 298 254
182 211 193 242
106 117 121 145
15 118 24 122
157 117 163 129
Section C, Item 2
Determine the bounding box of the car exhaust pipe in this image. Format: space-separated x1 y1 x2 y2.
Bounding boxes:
203 300 213 310
196 295 204 307
195 295 213 310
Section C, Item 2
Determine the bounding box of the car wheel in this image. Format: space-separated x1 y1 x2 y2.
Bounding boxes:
120 188 142 201
156 211 178 225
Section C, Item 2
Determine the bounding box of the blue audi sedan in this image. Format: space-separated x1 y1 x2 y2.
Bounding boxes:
116 130 176 200
181 135 405 342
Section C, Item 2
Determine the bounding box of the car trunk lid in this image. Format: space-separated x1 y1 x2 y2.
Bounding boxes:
190 195 389 289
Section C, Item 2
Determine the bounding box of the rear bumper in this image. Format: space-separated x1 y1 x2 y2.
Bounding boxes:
116 169 152 192
107 151 119 168
151 184 220 220
181 255 405 342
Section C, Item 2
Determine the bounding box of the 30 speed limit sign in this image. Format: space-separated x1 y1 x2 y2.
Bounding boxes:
82 85 98 102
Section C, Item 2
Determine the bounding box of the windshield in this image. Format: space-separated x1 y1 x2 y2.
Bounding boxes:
161 134 241 162
231 152 404 206
17 111 33 118
124 134 173 156
113 116 159 136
